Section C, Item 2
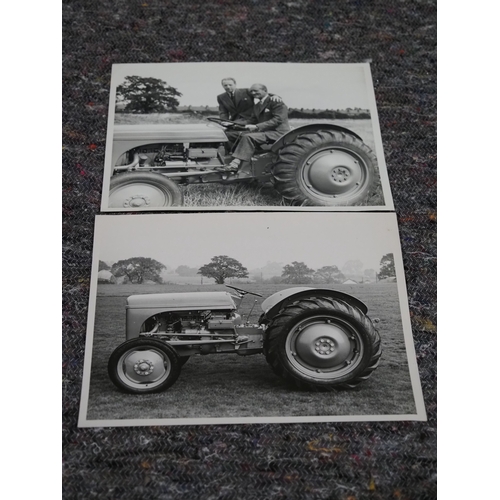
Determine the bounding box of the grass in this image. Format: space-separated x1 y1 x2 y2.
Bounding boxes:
182 182 285 207
113 115 385 207
85 283 416 422
115 112 207 125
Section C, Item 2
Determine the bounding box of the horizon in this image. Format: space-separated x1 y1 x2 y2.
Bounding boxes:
94 213 398 274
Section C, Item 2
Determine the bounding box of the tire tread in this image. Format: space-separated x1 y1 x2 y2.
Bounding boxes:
264 296 381 391
271 130 377 206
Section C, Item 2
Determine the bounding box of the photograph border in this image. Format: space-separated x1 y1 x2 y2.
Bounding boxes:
78 213 425 428
100 62 394 212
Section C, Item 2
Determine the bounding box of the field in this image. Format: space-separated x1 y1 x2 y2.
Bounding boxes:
112 114 384 207
84 283 416 423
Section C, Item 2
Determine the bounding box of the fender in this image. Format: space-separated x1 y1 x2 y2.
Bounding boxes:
270 122 364 153
261 287 368 320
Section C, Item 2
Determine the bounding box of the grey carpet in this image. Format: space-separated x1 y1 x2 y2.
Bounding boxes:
62 1 437 498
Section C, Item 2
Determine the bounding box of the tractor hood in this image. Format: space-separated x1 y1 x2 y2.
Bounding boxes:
126 292 237 311
261 287 368 317
114 124 228 143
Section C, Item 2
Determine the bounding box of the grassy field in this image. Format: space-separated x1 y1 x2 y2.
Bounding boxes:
113 114 384 207
85 283 416 423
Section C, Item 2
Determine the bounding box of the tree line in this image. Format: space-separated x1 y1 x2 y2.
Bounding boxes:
115 76 370 119
99 254 395 285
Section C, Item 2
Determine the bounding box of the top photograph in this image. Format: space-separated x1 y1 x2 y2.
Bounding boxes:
101 62 394 212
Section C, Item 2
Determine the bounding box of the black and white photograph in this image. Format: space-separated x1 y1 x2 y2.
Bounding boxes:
78 212 424 427
101 62 394 211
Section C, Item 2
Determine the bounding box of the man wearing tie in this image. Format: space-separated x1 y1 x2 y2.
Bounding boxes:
217 83 291 172
217 78 255 123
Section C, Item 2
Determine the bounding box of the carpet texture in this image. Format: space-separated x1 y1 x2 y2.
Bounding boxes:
62 1 437 498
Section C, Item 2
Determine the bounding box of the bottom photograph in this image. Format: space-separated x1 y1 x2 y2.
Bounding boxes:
78 212 425 427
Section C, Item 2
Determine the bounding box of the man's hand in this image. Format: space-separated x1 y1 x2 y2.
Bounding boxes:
245 124 258 131
269 95 283 103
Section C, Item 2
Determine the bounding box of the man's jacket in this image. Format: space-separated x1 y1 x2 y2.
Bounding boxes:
217 89 254 122
248 97 291 135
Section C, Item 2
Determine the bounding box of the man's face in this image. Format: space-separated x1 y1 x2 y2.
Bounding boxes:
249 85 267 100
222 80 236 93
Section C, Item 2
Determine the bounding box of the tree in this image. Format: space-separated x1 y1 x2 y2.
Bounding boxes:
111 257 166 284
198 255 248 284
281 261 315 284
249 261 284 281
98 260 110 271
175 265 199 277
378 253 395 280
313 265 345 284
116 76 183 114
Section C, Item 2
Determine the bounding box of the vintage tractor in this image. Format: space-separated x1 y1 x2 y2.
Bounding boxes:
108 118 378 208
108 286 382 394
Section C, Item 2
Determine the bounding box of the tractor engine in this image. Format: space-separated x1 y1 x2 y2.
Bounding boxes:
140 310 239 338
129 142 224 169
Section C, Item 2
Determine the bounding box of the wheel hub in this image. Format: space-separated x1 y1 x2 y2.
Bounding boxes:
314 337 335 355
294 322 353 368
285 315 363 379
123 195 151 208
118 348 169 386
133 359 155 376
302 149 364 197
109 180 175 209
331 166 351 183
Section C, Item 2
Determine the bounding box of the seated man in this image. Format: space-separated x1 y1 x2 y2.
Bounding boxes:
217 78 282 148
217 83 290 172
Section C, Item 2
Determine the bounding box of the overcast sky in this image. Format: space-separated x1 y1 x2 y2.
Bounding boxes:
111 62 373 110
94 213 399 272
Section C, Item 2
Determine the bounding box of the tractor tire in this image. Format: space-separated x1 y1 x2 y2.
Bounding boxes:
108 338 181 394
271 130 377 206
264 296 381 391
109 172 184 209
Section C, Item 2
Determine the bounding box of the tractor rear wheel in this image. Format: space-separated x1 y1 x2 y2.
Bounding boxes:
264 296 381 391
109 172 184 208
271 130 376 206
108 338 181 394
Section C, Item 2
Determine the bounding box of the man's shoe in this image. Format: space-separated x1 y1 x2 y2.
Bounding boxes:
215 160 240 172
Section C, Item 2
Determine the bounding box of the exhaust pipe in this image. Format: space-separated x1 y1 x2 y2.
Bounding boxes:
113 153 140 173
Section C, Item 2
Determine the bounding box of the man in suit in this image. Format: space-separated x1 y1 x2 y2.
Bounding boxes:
216 83 291 172
217 78 283 148
217 78 255 123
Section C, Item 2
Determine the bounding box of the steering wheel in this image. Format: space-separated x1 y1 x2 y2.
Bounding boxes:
207 117 247 131
225 285 263 298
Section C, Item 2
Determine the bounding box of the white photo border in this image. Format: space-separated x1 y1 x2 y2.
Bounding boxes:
78 212 425 427
100 62 394 212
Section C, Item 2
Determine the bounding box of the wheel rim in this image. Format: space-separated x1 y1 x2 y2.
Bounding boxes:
300 147 370 201
109 181 174 208
117 347 171 389
285 314 364 380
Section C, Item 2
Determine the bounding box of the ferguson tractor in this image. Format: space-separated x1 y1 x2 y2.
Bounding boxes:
108 286 382 394
108 119 378 208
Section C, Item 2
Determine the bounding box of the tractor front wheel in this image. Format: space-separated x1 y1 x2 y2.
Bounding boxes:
108 338 181 394
264 297 381 391
109 172 184 209
271 130 376 206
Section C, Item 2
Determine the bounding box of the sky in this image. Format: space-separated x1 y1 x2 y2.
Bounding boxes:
111 62 373 110
94 213 399 272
